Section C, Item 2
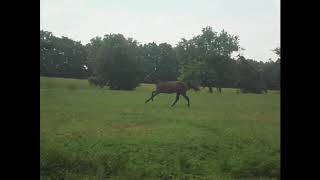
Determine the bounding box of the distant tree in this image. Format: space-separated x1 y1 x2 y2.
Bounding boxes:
139 42 160 83
139 42 179 83
87 34 142 90
40 30 57 76
40 30 89 79
85 36 103 76
176 26 240 93
156 43 179 81
236 56 267 93
273 47 280 59
260 47 280 90
55 36 89 78
41 29 280 93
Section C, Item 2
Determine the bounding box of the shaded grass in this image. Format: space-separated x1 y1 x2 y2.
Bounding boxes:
40 77 280 179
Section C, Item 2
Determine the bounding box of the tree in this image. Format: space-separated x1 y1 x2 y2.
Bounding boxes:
273 47 280 59
85 36 104 76
139 42 160 83
260 47 280 90
54 36 89 78
139 42 179 83
87 34 142 90
235 56 267 93
176 26 240 93
40 30 89 79
40 30 56 76
41 29 280 93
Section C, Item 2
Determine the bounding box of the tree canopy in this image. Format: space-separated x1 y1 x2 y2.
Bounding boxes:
86 34 142 90
140 42 179 83
40 28 280 92
40 30 89 79
176 26 240 92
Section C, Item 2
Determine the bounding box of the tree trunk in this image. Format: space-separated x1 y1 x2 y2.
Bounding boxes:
209 87 213 93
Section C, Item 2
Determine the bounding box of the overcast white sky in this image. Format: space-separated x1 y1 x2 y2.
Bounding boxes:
40 0 280 62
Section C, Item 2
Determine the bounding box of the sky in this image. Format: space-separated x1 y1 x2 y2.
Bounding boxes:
40 0 280 62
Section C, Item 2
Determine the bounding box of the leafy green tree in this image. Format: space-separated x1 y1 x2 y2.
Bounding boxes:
40 30 56 76
260 47 280 90
139 42 160 83
54 36 88 78
41 29 280 93
139 42 179 83
176 26 240 93
85 37 103 76
87 34 142 90
40 30 89 78
236 56 267 93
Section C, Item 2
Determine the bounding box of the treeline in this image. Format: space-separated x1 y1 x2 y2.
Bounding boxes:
40 26 280 93
40 31 90 79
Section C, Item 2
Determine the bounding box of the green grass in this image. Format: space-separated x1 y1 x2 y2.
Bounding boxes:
40 76 280 180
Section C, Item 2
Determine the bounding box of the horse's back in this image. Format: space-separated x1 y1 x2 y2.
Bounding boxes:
156 81 187 93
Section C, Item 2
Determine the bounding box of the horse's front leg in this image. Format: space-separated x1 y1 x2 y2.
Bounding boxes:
181 93 190 107
171 93 180 107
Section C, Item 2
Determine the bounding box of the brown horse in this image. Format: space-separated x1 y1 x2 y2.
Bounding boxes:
145 81 200 107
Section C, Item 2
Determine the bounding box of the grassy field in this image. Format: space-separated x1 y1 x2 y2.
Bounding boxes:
40 77 280 180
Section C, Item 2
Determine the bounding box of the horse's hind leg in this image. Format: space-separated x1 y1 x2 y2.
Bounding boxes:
151 91 156 101
145 91 159 104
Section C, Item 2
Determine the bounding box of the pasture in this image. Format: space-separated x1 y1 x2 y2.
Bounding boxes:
40 77 280 180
